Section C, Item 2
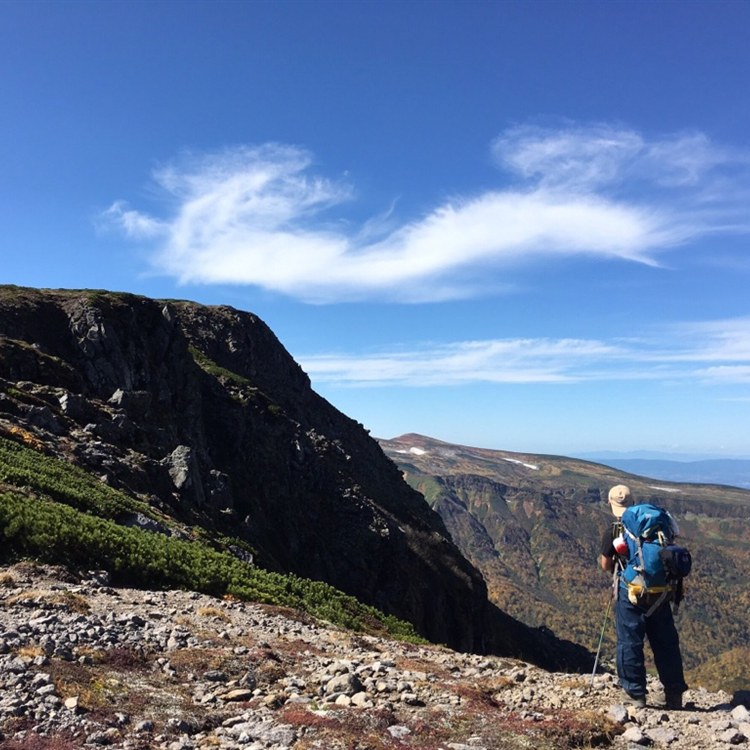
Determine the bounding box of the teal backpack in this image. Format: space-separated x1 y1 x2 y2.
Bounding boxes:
619 503 691 614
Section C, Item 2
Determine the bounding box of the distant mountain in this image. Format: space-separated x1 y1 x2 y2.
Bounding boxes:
574 457 750 490
576 450 750 461
379 433 750 693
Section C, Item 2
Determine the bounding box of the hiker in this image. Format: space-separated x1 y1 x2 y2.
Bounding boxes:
600 484 688 709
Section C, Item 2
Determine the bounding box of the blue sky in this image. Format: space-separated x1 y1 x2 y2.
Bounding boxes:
2 0 750 456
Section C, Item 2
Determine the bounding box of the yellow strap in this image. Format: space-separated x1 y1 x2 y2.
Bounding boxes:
626 583 670 594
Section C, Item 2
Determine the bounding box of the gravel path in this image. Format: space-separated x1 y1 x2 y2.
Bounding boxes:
1 563 747 750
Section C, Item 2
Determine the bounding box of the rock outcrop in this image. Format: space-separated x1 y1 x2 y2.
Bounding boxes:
0 286 589 671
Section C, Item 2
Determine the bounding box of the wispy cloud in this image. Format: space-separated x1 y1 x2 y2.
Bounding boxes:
300 338 624 386
492 124 732 191
697 366 750 384
103 201 165 238
298 316 750 387
105 124 750 302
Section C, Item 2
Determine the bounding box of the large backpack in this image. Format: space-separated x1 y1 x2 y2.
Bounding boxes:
619 503 692 614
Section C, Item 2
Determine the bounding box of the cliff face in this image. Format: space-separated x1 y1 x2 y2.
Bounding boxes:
0 286 589 669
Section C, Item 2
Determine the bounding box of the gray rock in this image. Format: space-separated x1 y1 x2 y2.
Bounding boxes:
647 726 678 744
59 392 91 421
203 669 227 682
27 405 63 434
388 725 411 739
325 672 365 696
622 727 647 744
117 511 170 536
86 730 111 745
720 728 747 745
223 689 255 702
163 445 205 506
108 388 152 418
166 717 194 734
609 704 629 724
6 655 30 673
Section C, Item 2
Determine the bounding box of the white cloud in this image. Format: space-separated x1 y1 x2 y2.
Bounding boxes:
106 125 750 302
492 124 733 190
662 318 750 361
300 338 628 386
298 316 750 387
696 366 750 384
491 123 645 190
104 201 165 238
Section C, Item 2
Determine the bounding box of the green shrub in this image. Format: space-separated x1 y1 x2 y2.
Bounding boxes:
0 435 422 641
188 346 252 386
0 436 148 520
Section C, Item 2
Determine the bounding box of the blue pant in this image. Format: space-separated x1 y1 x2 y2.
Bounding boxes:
615 586 687 697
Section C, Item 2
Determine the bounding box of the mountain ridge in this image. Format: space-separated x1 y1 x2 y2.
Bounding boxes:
0 285 590 672
576 457 750 490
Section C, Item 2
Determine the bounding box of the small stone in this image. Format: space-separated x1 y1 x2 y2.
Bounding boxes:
712 721 734 732
387 725 411 739
325 672 364 696
351 691 371 707
647 727 678 744
622 726 647 744
609 704 629 724
223 688 255 702
720 728 746 745
732 705 750 722
64 696 79 711
401 692 423 705
86 731 111 745
166 717 192 733
203 670 227 682
263 692 284 708
221 716 248 728
7 656 29 673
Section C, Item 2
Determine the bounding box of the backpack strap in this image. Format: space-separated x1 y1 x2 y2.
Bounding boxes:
644 588 671 617
623 526 647 573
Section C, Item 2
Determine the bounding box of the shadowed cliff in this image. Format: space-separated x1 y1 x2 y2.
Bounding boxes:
0 286 591 672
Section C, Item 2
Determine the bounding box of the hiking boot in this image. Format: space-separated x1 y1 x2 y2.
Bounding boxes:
653 690 684 709
665 691 683 710
621 691 646 708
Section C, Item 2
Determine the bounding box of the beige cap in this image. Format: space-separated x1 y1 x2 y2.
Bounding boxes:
608 484 633 518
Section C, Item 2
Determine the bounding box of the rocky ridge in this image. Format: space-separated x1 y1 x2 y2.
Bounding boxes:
1 565 749 750
0 286 590 671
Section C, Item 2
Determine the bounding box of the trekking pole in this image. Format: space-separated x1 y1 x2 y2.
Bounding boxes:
589 566 619 690
589 595 612 689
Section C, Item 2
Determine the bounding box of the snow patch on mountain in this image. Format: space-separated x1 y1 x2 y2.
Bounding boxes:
395 446 428 456
502 457 539 470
